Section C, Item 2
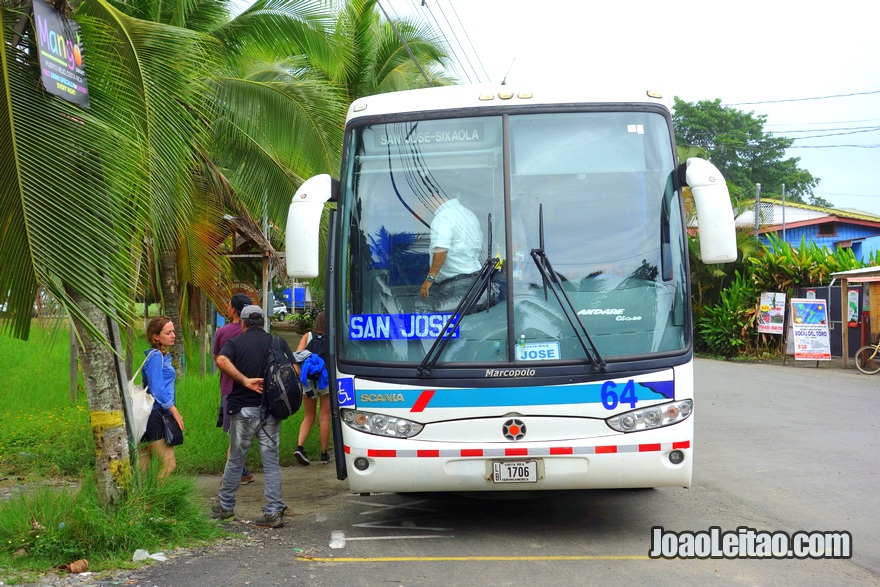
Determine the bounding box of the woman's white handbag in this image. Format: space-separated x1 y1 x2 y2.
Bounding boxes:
128 351 157 443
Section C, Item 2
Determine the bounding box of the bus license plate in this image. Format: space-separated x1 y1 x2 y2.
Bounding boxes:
492 460 537 483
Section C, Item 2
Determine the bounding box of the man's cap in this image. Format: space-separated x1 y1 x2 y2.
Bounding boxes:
230 293 252 314
240 305 265 321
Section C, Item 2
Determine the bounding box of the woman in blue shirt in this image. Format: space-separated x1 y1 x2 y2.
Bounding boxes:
140 316 184 477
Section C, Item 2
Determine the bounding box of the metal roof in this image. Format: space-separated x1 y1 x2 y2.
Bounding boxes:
831 266 880 283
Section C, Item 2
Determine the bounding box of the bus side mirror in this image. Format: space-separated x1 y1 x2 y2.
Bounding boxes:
683 158 737 264
286 174 333 278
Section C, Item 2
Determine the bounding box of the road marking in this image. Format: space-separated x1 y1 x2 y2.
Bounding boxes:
352 516 450 531
350 498 437 514
303 555 649 562
330 530 449 549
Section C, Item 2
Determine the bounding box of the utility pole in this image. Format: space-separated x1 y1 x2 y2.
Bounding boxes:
782 183 786 242
754 183 762 238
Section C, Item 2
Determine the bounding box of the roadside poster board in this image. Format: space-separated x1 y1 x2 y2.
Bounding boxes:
757 292 786 334
847 288 860 328
33 0 90 108
790 298 831 360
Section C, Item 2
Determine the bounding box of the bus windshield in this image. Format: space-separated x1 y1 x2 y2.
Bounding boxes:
339 110 688 366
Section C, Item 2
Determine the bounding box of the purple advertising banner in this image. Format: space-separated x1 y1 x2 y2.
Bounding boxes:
33 0 90 108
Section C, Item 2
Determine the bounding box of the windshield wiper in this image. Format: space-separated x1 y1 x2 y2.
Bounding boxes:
530 204 606 373
417 215 501 377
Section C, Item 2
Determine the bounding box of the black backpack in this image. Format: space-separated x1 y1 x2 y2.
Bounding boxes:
262 335 302 420
305 332 327 359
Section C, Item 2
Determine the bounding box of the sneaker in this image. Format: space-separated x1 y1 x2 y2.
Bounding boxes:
320 451 331 465
218 474 255 489
254 511 284 528
210 499 234 520
294 446 311 466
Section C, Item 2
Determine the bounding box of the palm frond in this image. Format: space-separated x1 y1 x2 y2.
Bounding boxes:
1 7 145 339
79 1 218 250
208 74 345 223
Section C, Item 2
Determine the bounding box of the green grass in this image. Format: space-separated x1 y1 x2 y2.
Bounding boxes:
0 321 319 479
0 320 324 583
0 467 225 584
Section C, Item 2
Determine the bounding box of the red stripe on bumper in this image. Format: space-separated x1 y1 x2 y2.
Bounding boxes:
368 449 397 457
346 441 691 458
550 447 574 455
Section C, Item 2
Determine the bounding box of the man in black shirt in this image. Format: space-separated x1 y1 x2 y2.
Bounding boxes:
212 305 292 528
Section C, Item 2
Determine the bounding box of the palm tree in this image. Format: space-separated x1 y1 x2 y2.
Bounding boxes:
274 0 457 290
327 0 456 101
1 0 219 503
1 0 454 505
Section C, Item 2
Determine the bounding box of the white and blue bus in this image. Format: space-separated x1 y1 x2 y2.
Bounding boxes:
286 85 736 493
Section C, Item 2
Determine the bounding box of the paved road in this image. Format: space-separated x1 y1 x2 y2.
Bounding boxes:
25 358 880 586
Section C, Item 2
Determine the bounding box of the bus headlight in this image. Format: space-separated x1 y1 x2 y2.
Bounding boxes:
342 409 423 438
606 400 692 433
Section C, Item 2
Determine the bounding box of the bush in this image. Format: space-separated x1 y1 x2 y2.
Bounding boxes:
290 307 322 333
695 233 875 357
697 272 757 357
0 469 225 582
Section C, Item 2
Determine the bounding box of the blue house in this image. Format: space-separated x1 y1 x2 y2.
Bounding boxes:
736 198 880 262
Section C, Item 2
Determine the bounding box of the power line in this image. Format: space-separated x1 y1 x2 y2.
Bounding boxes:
788 144 880 149
376 0 433 86
788 127 880 140
417 0 474 83
680 139 880 150
395 0 472 83
442 0 490 82
434 0 483 83
778 125 880 133
386 0 471 84
420 1 479 84
818 192 880 199
767 118 880 127
725 90 880 106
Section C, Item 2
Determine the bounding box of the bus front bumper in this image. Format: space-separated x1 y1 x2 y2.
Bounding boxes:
341 437 693 493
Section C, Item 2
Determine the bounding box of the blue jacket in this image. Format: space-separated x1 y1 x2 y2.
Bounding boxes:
142 349 176 410
300 353 329 391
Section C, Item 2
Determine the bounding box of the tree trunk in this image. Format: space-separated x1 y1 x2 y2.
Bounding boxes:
69 292 132 507
159 248 183 377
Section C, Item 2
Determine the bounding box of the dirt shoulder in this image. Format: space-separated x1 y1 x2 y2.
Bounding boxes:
196 457 350 519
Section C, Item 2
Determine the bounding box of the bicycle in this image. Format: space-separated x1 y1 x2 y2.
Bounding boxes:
854 340 880 375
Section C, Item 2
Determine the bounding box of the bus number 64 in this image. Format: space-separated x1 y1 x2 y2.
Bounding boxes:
601 379 638 410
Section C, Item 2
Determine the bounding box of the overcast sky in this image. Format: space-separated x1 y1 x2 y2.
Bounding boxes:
383 0 880 214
